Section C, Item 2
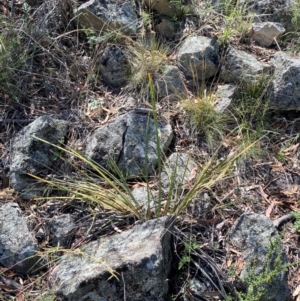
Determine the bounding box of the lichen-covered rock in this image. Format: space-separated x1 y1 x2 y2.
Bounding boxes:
100 45 131 88
0 202 42 274
161 152 197 191
177 36 220 80
156 65 187 100
215 84 240 113
75 0 138 35
49 214 76 248
50 216 174 301
132 186 157 211
251 22 285 47
220 46 273 84
85 112 173 178
228 213 290 301
9 115 68 199
267 53 300 110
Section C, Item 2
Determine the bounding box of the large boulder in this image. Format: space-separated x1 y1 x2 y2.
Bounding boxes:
50 216 174 301
177 36 220 80
219 46 273 84
85 112 173 178
75 0 138 35
0 202 42 274
228 213 290 301
9 115 68 199
267 53 300 110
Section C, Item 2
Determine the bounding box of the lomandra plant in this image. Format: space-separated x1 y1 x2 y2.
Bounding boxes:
30 87 258 222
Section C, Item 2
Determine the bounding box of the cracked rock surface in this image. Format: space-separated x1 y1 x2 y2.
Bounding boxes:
85 112 173 178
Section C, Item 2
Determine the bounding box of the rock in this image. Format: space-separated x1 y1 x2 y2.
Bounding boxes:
144 0 180 17
85 112 173 179
268 53 300 110
9 115 68 199
161 152 197 191
228 213 290 301
239 0 294 31
214 84 239 113
0 202 42 274
219 46 273 85
75 0 138 35
50 216 174 301
156 65 188 100
154 18 177 39
132 186 157 211
251 22 285 47
186 278 207 299
177 36 220 80
100 45 131 88
49 214 76 248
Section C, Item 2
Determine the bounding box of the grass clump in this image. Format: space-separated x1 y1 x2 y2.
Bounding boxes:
125 37 169 97
218 0 254 44
0 17 27 100
182 93 229 146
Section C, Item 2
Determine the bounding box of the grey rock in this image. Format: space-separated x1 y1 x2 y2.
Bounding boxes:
177 36 220 80
187 278 207 298
9 115 68 199
144 0 180 17
154 18 177 39
132 186 157 211
156 65 188 100
214 84 239 113
228 213 290 301
268 53 300 110
220 46 273 84
0 202 42 274
100 45 131 88
51 216 174 301
161 152 197 191
239 0 294 31
75 0 138 35
251 22 285 47
49 214 76 248
85 112 173 179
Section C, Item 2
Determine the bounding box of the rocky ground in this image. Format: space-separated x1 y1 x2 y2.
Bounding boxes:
0 0 300 300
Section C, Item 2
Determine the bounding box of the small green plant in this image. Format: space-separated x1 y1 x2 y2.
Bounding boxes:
141 11 152 28
292 211 300 232
178 239 198 270
291 0 300 30
230 237 289 301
